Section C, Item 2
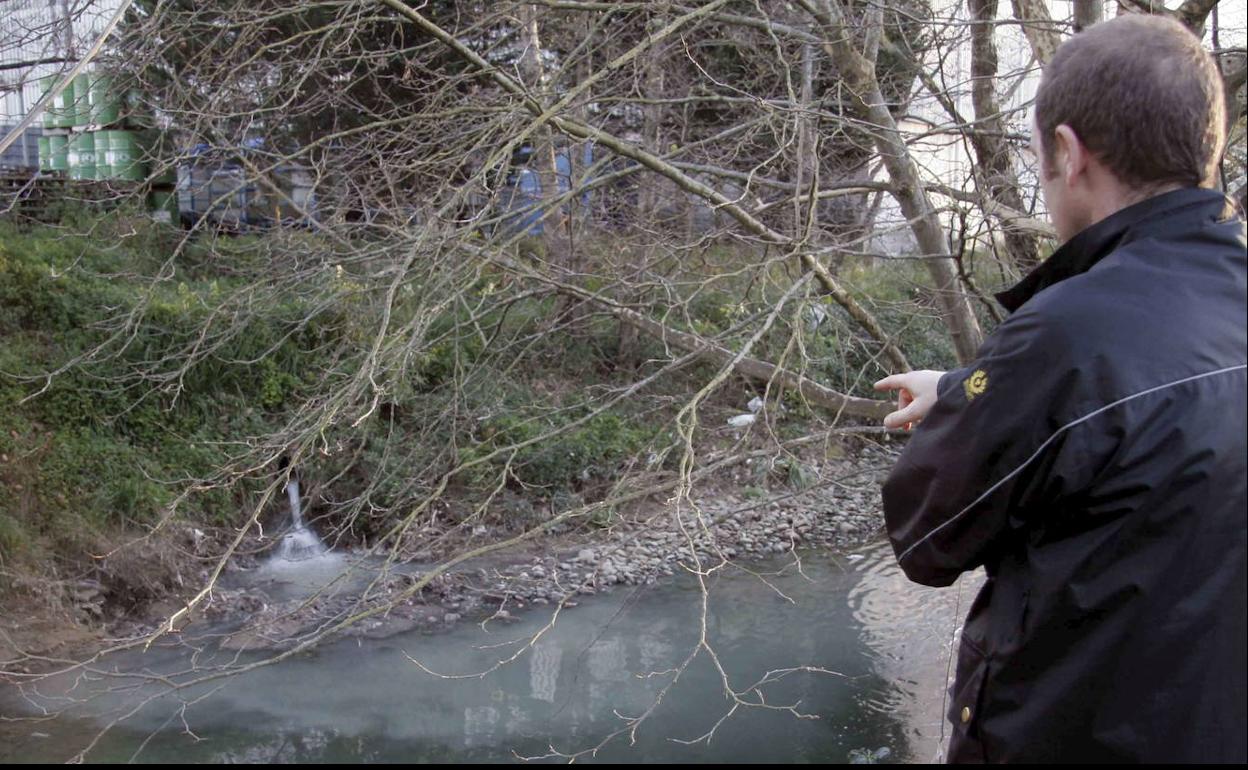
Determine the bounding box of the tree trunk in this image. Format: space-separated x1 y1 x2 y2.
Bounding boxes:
516 4 570 267
793 40 818 240
801 0 984 365
1012 0 1060 66
970 0 1043 272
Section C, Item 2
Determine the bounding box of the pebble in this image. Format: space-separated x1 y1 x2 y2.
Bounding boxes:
202 452 895 648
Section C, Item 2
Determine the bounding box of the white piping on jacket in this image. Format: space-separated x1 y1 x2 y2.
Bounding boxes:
897 363 1248 567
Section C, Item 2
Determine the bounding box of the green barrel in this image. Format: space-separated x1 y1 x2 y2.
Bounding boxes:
47 135 69 171
58 80 77 126
71 74 92 127
148 189 179 224
39 75 55 128
87 73 122 126
40 75 65 128
57 78 78 127
95 130 112 178
37 137 51 170
98 130 146 180
67 132 97 179
41 74 74 128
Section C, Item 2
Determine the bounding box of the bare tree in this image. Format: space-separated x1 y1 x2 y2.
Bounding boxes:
1 0 1243 761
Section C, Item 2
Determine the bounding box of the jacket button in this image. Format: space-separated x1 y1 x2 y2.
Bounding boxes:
961 706 972 724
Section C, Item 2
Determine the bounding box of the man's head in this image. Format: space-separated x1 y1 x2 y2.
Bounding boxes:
1031 14 1226 241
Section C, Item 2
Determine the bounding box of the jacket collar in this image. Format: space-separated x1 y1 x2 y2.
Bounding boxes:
994 187 1234 313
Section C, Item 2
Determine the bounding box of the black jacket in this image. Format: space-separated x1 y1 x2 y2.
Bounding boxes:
883 188 1247 763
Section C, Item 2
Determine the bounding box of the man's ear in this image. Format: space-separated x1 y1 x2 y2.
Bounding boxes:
1053 124 1088 186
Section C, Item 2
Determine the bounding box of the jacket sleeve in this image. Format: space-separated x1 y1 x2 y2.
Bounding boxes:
882 308 1098 587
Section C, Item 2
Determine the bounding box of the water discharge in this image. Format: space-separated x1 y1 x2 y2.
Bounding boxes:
273 478 331 563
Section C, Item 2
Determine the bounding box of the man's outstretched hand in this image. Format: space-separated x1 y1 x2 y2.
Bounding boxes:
874 370 946 430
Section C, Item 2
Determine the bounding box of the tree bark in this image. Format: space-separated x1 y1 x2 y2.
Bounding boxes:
793 39 819 241
1012 0 1060 66
970 0 1043 271
515 4 570 266
798 0 984 365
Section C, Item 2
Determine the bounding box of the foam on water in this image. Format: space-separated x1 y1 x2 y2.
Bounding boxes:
272 478 331 563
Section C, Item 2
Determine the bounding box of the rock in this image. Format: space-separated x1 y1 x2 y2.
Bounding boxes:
444 612 461 624
236 592 268 614
576 548 596 563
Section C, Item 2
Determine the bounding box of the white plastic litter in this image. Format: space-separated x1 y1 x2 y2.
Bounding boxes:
805 305 828 332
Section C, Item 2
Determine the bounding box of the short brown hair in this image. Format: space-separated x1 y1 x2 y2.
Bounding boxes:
1036 14 1226 189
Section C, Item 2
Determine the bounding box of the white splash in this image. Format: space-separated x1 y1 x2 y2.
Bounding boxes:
273 478 330 563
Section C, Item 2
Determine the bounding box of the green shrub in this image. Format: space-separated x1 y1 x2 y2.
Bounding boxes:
460 409 656 493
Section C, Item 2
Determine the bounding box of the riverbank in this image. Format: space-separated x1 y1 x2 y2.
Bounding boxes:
1 219 927 671
1 436 981 766
1 439 901 672
215 440 899 651
2 537 971 764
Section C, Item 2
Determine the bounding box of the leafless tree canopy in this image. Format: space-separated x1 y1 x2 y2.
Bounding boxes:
0 0 1243 761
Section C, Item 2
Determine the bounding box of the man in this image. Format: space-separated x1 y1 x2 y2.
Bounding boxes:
874 15 1246 763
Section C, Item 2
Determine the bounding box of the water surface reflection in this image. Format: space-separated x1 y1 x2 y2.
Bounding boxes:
1 541 982 763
